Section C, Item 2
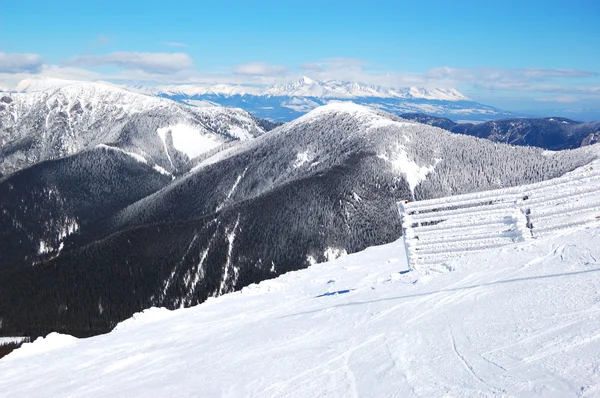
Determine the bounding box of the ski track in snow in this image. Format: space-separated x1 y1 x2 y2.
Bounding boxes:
2 224 600 397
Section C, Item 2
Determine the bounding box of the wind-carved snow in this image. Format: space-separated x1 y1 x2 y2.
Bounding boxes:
157 124 222 159
96 144 147 164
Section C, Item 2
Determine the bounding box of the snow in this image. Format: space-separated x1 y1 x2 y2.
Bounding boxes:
293 151 311 168
378 150 436 194
152 164 172 177
157 124 222 159
2 223 600 397
136 77 469 101
400 162 600 271
0 337 28 345
0 224 600 397
190 146 238 173
96 144 147 164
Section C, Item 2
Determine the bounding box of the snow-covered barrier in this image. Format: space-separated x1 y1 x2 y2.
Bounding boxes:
399 165 600 271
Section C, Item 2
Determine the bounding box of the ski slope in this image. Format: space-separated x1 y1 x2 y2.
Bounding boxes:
1 222 600 397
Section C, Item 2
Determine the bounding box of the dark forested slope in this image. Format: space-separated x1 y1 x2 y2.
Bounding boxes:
401 113 600 150
1 103 597 338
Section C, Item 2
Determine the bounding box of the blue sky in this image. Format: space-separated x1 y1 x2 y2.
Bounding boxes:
1 0 599 116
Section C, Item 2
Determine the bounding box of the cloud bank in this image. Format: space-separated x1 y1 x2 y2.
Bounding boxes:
63 52 194 73
0 53 44 74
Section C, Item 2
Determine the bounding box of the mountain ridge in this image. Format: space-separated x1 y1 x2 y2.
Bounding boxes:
400 113 600 150
11 77 512 123
0 81 269 176
1 102 596 338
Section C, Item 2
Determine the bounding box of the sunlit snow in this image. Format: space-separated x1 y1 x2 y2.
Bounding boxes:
3 224 600 397
157 124 222 159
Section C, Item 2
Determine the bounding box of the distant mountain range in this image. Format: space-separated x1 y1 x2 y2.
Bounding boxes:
12 77 515 122
400 113 600 150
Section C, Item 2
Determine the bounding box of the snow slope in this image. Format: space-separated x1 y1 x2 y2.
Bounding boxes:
0 81 266 175
2 221 600 397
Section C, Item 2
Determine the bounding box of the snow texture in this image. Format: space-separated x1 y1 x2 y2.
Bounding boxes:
2 222 600 397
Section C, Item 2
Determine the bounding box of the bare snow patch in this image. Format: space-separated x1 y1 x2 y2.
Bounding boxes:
152 164 172 177
157 124 222 159
96 144 147 164
293 151 312 168
378 148 438 194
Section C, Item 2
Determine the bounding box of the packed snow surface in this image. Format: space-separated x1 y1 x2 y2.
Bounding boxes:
2 222 600 397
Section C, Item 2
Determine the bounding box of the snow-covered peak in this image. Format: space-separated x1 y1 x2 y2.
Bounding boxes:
12 76 470 102
405 86 469 101
15 77 83 92
1 79 268 175
291 102 411 128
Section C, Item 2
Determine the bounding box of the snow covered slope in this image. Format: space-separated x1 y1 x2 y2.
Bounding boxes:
2 222 599 397
400 113 600 150
0 81 267 175
1 102 595 339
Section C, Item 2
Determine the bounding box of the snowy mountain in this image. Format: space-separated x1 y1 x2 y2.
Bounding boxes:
151 77 512 122
0 81 268 176
1 102 596 338
145 76 469 101
401 113 600 150
0 146 172 274
10 77 515 123
1 219 599 396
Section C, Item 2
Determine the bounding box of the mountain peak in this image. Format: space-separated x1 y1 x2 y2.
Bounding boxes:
298 76 316 85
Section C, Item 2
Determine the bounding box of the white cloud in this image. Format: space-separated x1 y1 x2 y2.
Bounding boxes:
0 52 44 73
233 62 289 76
63 52 194 73
2 54 598 109
534 96 579 103
162 42 190 48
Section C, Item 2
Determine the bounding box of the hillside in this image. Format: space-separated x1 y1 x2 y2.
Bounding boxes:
0 146 172 274
0 103 596 338
401 113 600 150
0 81 268 176
1 221 599 397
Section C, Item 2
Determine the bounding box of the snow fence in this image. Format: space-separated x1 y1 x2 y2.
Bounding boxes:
398 165 600 271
